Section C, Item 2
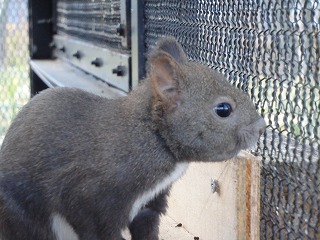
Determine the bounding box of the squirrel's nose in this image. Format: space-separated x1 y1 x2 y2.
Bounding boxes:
255 118 266 136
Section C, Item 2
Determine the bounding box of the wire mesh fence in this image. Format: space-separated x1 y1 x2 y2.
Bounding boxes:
144 0 319 239
1 0 319 238
0 0 29 144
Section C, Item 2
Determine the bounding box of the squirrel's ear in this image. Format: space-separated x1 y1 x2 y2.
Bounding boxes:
156 38 188 64
149 52 181 103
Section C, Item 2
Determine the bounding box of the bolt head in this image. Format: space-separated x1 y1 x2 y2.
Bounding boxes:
211 178 219 193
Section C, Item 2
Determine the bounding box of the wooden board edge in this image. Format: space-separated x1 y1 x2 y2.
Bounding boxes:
236 152 261 240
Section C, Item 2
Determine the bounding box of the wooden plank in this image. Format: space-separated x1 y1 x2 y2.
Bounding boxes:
248 155 261 240
159 215 194 239
121 215 194 240
165 151 261 240
236 152 261 240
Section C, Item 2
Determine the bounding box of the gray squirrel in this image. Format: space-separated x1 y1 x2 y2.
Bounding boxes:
0 38 266 240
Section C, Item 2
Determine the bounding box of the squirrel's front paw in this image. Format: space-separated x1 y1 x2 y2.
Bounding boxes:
129 208 160 240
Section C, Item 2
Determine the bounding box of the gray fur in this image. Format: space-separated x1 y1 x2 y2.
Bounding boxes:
0 38 266 240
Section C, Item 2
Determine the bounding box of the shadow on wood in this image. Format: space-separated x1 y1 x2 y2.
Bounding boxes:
164 151 261 240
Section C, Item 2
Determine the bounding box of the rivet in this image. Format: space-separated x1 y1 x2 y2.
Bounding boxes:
211 178 219 194
112 65 125 76
91 58 103 67
72 51 82 59
59 46 65 52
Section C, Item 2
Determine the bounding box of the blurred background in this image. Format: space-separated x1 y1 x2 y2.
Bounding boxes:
0 0 29 143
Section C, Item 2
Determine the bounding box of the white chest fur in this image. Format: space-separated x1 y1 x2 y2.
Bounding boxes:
129 162 189 221
51 213 79 240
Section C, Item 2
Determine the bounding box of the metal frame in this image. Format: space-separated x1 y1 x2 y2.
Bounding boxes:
130 0 145 89
54 35 131 92
29 0 146 95
28 0 53 96
119 0 131 49
28 0 53 59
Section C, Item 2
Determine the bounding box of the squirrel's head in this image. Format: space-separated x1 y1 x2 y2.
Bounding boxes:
148 38 266 162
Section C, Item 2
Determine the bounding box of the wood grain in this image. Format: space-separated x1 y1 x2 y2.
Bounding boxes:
165 151 261 240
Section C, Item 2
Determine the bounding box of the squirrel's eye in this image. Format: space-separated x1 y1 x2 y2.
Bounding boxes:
214 103 232 118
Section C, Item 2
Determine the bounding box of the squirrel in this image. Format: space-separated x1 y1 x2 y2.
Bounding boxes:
0 38 266 240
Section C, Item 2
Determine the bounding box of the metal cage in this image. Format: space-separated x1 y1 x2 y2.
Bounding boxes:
27 0 320 239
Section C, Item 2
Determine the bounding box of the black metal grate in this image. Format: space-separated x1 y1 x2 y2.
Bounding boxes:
56 0 123 50
144 0 320 239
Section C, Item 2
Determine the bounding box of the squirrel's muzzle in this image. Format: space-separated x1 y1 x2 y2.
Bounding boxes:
238 117 266 150
255 117 267 136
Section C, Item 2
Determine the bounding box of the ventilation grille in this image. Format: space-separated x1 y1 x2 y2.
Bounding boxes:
56 0 123 51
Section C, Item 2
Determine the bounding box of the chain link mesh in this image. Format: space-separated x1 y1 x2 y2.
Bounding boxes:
1 0 319 238
0 0 29 144
144 0 319 239
56 0 123 51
